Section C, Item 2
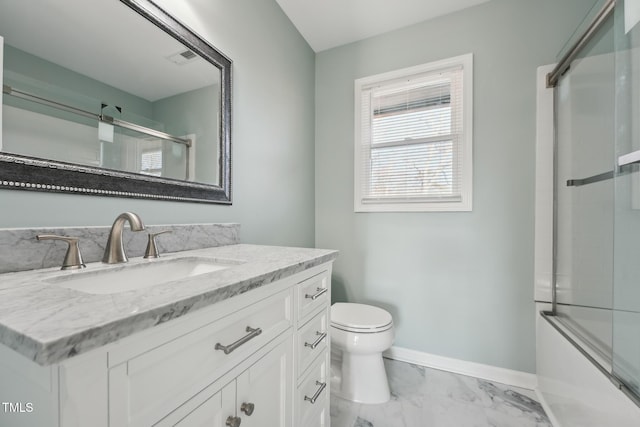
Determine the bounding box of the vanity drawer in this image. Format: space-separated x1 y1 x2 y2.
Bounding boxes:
297 309 328 378
297 353 329 427
296 270 330 322
109 288 292 427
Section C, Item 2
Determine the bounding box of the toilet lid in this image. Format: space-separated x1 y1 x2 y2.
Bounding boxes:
331 303 393 331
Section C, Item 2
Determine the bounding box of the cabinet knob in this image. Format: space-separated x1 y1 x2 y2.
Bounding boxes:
240 402 255 416
225 416 241 427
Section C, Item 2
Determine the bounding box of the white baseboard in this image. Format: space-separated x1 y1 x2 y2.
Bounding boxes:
383 346 538 390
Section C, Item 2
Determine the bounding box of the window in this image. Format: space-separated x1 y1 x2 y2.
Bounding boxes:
354 54 473 212
140 149 163 176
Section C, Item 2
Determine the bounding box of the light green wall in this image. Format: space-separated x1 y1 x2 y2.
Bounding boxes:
3 45 153 129
315 0 595 373
153 85 219 184
3 45 155 168
0 0 316 248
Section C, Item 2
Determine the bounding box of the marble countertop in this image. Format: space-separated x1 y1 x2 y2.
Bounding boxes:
0 244 338 366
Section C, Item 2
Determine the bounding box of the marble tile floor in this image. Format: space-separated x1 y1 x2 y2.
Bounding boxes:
330 358 552 427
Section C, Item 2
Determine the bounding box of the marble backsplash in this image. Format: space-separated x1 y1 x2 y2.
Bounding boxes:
0 223 240 274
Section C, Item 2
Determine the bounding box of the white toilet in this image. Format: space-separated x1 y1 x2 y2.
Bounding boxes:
330 302 394 404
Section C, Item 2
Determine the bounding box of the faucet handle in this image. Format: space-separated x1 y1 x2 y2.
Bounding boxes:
36 235 86 270
144 230 172 259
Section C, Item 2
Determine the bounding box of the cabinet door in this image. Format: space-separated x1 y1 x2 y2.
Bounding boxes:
236 337 293 427
156 380 235 427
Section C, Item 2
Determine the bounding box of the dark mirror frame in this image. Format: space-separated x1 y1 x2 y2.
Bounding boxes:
0 0 232 204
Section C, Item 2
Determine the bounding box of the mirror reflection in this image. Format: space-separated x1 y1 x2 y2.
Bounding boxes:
1 0 222 187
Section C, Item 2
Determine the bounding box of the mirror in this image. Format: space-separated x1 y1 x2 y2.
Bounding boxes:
0 0 231 203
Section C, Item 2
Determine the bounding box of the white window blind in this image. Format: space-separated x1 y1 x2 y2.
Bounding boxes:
140 149 163 176
354 54 473 212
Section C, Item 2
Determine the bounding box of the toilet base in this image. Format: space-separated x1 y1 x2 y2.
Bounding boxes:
331 347 391 404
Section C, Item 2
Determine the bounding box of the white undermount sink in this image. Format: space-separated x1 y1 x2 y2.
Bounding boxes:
46 257 237 295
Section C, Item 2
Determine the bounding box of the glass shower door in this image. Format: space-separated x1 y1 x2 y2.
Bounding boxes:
613 0 640 399
554 5 615 366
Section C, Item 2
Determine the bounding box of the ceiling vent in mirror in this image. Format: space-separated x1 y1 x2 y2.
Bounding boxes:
166 50 198 65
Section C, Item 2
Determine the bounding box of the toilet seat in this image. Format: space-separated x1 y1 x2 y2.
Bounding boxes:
330 303 393 333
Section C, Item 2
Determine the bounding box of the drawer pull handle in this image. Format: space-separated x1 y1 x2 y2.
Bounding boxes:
215 326 262 355
226 416 241 427
305 287 327 300
240 402 255 416
304 381 327 404
304 331 327 350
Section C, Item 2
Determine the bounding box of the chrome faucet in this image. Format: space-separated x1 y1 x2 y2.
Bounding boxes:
102 212 145 264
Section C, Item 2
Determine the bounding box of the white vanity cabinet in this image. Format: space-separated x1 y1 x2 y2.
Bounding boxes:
0 262 332 427
295 270 331 427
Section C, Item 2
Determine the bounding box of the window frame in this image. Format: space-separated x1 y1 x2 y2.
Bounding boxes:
354 54 473 212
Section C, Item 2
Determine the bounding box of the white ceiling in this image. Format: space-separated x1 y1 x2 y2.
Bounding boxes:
275 0 492 52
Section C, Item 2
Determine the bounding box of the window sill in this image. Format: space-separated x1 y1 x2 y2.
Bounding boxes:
354 199 472 213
